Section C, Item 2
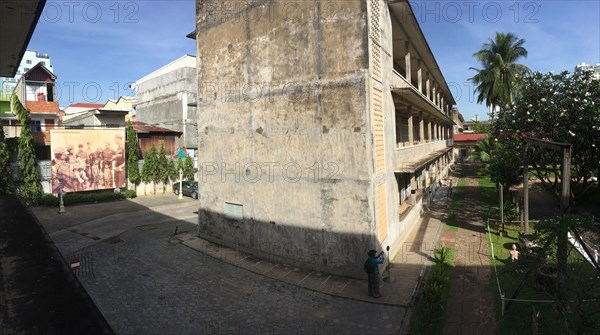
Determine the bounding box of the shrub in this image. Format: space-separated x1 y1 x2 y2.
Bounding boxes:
39 193 59 206
423 279 445 312
434 245 450 265
38 190 131 206
121 189 136 198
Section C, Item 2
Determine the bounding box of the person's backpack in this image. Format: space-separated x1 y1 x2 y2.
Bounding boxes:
364 259 374 274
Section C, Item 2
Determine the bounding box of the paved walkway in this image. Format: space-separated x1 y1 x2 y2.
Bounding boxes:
26 187 458 333
32 194 407 334
442 163 497 334
176 204 444 307
34 191 448 308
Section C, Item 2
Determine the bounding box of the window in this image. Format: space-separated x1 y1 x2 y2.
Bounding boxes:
31 120 41 132
26 60 32 64
24 68 30 72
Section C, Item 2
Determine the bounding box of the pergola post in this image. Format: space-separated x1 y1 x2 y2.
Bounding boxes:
523 142 529 234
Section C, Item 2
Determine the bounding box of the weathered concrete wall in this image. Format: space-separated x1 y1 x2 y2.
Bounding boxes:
378 1 405 260
196 0 375 277
135 67 198 149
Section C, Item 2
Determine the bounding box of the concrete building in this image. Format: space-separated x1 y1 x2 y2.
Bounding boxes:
462 119 491 133
0 50 53 96
103 96 136 120
132 55 198 155
575 62 600 79
195 0 456 278
62 108 128 129
451 107 464 135
1 63 60 157
453 133 486 161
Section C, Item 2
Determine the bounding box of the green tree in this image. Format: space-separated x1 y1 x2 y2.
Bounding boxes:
487 142 522 190
467 136 494 164
470 32 530 113
471 121 491 134
176 158 184 179
167 158 177 182
184 155 195 180
493 70 600 200
141 144 158 194
157 143 168 192
126 120 140 188
13 96 42 204
0 125 13 194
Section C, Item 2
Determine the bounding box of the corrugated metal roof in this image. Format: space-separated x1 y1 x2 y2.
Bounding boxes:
133 121 180 134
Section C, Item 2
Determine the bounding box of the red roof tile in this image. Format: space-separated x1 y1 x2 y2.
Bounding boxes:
454 133 487 142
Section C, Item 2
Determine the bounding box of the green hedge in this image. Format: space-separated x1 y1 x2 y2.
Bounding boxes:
39 189 136 207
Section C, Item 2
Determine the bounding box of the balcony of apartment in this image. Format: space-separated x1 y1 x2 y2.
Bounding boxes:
389 0 456 122
1 122 52 144
390 69 448 119
394 140 452 173
1 124 20 138
25 97 59 114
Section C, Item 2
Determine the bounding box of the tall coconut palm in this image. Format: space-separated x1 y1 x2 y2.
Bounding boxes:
469 32 530 114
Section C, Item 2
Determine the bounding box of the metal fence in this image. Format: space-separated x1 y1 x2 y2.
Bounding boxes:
486 218 598 316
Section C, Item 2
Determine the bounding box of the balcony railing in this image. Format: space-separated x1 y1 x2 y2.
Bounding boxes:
391 69 449 117
2 126 21 138
2 126 52 144
394 139 453 172
25 100 60 113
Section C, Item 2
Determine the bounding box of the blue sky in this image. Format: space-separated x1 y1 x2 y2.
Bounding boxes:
28 1 599 121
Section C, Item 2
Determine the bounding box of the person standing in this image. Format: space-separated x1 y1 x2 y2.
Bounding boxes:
365 249 385 298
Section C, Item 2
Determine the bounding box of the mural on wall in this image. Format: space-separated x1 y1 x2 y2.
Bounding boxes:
50 129 125 193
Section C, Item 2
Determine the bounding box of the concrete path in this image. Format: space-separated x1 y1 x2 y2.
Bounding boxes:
443 163 497 334
33 193 440 334
176 203 444 307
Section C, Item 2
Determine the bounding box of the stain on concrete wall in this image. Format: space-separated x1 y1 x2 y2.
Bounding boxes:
197 1 378 277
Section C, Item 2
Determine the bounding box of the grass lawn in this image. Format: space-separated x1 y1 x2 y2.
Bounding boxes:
480 174 600 334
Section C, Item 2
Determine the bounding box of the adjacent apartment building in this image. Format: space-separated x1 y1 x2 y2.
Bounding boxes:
2 63 60 158
1 50 53 123
132 55 198 157
195 0 456 277
0 49 52 94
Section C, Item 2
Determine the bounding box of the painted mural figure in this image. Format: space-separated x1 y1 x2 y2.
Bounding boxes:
51 130 126 193
101 142 116 188
51 147 70 193
112 135 125 188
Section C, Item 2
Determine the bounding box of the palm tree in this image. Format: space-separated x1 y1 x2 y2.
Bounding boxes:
469 32 530 114
467 136 494 164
